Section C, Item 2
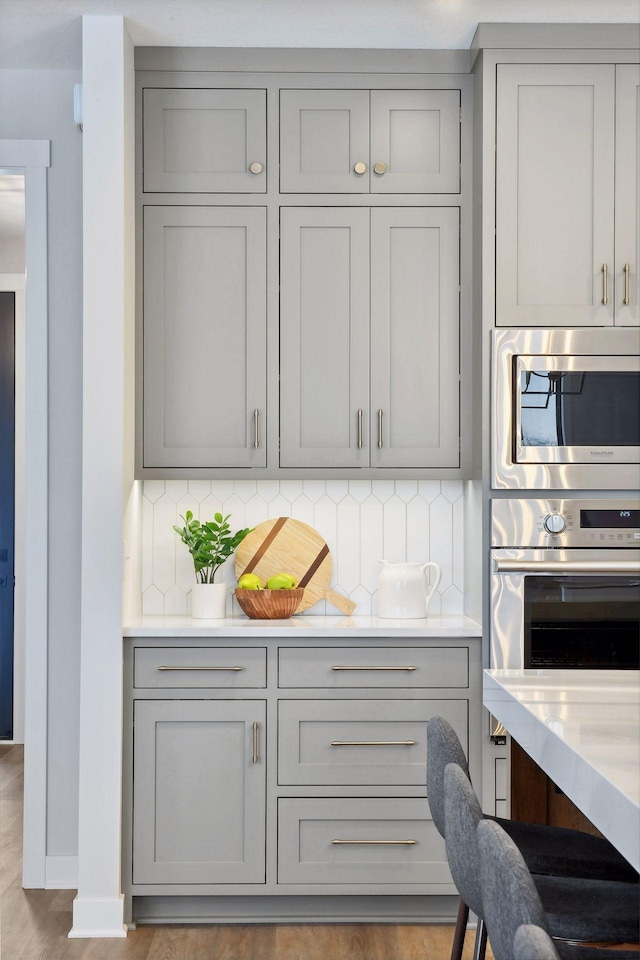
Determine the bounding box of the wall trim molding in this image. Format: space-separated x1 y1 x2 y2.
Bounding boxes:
45 856 78 890
69 896 127 939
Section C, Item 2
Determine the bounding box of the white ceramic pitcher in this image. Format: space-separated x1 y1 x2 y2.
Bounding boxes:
377 560 442 619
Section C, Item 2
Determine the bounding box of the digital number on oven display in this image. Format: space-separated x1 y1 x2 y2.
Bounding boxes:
581 509 640 529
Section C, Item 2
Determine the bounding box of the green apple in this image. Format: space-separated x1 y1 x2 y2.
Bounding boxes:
237 573 263 590
266 573 297 590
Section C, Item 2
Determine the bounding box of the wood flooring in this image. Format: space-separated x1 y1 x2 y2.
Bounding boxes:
1 745 489 960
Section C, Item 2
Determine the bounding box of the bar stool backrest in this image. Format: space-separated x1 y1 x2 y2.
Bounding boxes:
427 716 469 838
443 762 485 919
477 819 551 960
513 924 560 960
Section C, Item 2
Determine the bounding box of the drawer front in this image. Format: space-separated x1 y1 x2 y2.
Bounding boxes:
278 646 469 688
134 647 267 689
278 699 467 785
278 798 451 885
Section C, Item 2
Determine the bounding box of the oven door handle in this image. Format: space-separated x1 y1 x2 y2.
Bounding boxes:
493 558 640 575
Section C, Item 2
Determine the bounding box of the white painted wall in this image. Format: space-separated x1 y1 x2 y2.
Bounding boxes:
0 71 83 864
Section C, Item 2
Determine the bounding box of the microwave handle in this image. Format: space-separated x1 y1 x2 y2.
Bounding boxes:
493 558 640 575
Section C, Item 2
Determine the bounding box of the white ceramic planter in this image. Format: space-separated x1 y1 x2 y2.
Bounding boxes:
190 582 227 619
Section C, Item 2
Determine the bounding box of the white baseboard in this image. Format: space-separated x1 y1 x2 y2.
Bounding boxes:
45 856 78 889
69 895 127 938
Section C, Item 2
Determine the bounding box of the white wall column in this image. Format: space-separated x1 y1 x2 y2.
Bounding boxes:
70 15 134 939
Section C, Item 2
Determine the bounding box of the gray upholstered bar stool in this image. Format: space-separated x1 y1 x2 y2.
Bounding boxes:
445 764 640 960
426 716 638 960
514 925 561 960
478 820 640 960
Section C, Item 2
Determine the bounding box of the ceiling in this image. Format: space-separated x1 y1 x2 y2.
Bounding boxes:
0 0 638 69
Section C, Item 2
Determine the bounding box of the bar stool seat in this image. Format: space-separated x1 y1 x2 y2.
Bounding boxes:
478 817 640 960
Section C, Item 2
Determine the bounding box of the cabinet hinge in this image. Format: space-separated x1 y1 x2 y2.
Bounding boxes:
459 106 462 122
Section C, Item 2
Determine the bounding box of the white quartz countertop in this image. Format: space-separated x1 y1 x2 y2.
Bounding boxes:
123 614 481 638
484 669 640 872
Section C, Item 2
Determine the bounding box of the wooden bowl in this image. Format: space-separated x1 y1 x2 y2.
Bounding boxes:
235 587 304 620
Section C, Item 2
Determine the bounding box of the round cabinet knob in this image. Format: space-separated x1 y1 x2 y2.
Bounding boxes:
373 161 387 175
249 162 263 174
544 514 566 535
353 161 367 175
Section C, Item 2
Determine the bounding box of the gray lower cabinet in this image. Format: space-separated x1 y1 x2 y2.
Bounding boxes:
280 207 460 469
142 88 267 193
143 205 267 468
132 699 266 884
125 636 481 916
280 89 460 194
496 62 640 328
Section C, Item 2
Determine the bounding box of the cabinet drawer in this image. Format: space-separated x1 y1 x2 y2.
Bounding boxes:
278 699 467 785
278 646 468 688
278 798 450 885
134 647 267 688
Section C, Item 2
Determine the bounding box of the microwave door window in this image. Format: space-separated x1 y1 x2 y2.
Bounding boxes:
521 371 640 448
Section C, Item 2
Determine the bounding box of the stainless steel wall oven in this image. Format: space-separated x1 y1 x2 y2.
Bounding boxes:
490 498 640 671
492 329 640 489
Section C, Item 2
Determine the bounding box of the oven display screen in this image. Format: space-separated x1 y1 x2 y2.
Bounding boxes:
581 510 640 529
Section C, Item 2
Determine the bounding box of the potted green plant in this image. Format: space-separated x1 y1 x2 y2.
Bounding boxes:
174 511 251 618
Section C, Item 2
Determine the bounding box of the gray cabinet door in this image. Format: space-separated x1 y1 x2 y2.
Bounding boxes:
496 64 615 327
615 65 640 327
143 89 267 193
370 207 460 468
279 208 370 467
143 206 267 468
370 90 460 194
133 700 266 884
280 90 370 193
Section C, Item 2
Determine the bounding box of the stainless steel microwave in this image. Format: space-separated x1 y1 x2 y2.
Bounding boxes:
492 329 640 490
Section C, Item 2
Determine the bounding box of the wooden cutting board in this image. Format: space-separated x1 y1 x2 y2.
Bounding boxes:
234 517 355 615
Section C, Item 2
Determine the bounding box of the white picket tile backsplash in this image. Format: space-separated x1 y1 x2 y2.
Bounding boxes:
141 480 465 617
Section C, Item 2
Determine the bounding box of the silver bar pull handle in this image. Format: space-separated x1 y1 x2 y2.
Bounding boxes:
624 263 631 305
602 263 609 305
252 722 259 764
332 839 416 845
357 409 363 449
158 665 244 672
378 409 383 449
331 740 415 747
253 409 260 449
493 558 640 575
331 665 416 671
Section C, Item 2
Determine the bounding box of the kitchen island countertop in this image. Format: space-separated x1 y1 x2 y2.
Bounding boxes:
484 669 640 871
123 614 481 638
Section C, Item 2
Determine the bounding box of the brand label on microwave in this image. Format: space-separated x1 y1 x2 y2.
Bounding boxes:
590 450 614 457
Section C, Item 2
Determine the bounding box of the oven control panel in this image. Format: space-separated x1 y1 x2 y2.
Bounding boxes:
491 498 640 548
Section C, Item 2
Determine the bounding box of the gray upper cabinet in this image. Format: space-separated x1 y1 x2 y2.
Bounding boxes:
143 206 267 468
143 88 267 193
280 90 370 193
369 90 460 194
279 208 370 468
280 89 460 194
132 699 266 885
280 207 460 469
371 208 460 468
496 64 616 327
615 65 640 327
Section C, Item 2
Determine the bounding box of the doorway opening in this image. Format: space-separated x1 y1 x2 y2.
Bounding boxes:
0 173 25 744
